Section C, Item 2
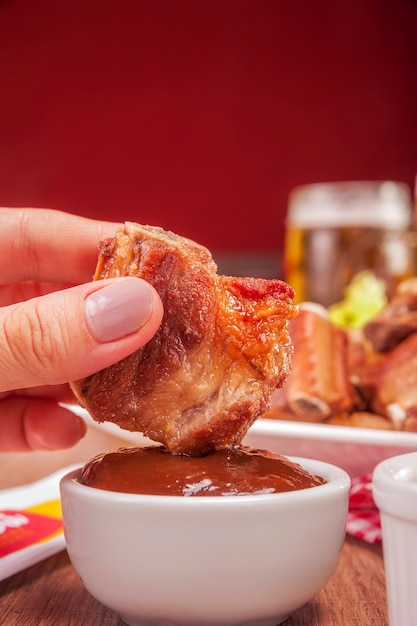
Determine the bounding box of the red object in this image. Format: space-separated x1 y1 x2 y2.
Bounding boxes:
346 474 382 544
0 510 62 558
0 0 415 254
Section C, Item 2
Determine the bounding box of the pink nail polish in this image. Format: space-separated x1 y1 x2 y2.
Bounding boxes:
85 278 154 342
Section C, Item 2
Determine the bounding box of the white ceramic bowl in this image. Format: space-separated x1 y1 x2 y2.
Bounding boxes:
372 452 417 626
60 456 350 626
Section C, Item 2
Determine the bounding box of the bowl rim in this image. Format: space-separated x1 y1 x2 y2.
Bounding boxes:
60 455 351 505
373 452 417 488
372 451 417 518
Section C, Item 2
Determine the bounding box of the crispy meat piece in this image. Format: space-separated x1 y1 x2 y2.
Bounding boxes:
370 332 417 425
364 278 417 352
71 223 296 455
283 304 355 421
325 411 394 430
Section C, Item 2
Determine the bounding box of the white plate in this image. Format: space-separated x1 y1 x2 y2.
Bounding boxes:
243 419 417 477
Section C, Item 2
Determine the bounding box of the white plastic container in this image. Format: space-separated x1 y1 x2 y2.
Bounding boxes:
372 452 417 626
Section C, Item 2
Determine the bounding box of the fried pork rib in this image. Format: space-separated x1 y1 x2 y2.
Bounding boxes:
283 304 355 421
364 278 417 352
71 223 296 455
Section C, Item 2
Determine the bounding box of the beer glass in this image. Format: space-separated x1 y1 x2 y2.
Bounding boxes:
284 181 414 307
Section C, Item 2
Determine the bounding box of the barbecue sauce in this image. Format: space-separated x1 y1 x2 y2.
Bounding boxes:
79 445 325 496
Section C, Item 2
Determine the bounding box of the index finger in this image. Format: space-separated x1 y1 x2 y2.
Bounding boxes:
0 208 122 285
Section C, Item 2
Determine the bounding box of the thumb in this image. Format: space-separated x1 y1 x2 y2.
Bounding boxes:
0 277 164 392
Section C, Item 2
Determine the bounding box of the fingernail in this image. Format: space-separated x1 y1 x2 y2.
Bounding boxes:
85 278 154 342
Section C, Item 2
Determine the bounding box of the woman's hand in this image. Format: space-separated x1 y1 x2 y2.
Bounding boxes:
0 208 163 452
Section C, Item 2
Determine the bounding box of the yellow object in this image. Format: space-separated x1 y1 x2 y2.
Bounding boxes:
24 499 63 543
26 499 62 519
328 270 387 328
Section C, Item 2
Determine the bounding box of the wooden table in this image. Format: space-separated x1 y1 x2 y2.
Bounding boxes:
0 426 389 626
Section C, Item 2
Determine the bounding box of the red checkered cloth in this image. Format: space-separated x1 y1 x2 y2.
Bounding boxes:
346 474 382 544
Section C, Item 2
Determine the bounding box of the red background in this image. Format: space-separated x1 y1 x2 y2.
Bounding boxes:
0 0 416 268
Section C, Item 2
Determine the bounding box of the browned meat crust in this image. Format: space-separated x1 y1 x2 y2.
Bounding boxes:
70 223 296 454
284 306 355 420
364 278 417 352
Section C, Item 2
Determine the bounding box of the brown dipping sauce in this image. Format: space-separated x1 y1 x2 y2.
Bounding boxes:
79 445 326 496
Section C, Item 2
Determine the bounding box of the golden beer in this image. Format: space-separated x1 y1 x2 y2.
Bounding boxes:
284 182 414 307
